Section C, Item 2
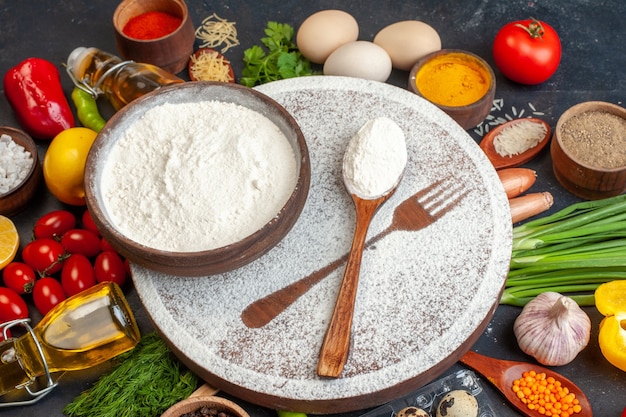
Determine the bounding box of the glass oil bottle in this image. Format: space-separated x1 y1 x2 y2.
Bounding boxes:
0 282 141 406
66 46 183 110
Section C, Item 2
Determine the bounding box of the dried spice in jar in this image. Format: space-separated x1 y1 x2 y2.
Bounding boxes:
559 110 626 169
415 52 491 107
123 11 182 40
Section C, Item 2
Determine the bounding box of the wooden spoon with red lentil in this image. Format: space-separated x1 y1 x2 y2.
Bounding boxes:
460 350 592 417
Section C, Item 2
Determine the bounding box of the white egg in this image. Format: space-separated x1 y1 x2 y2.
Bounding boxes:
374 20 441 71
296 10 359 64
323 41 392 82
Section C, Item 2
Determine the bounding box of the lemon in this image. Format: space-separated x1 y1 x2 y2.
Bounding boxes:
0 215 19 269
43 127 98 206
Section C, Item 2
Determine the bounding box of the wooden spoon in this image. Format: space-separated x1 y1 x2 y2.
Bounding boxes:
460 350 593 417
317 188 399 377
479 118 551 169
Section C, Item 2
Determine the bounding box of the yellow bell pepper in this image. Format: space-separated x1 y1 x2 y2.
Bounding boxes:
595 280 626 372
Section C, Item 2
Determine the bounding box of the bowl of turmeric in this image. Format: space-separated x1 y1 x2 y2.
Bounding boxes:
408 49 495 130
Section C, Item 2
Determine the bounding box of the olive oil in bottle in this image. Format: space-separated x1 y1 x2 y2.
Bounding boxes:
0 282 140 400
66 46 183 110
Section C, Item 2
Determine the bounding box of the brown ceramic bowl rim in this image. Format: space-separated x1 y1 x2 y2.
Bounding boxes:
84 82 310 274
113 0 190 42
160 395 250 417
0 126 39 200
408 49 496 111
555 100 626 172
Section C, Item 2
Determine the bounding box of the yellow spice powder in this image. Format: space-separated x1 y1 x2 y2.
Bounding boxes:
416 53 490 107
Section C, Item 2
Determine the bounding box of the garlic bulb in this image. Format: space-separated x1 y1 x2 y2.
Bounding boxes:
514 291 591 366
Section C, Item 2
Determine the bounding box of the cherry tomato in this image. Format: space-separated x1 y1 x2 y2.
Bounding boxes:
100 237 116 253
61 228 102 258
61 254 96 296
0 287 29 323
493 18 561 85
2 262 37 294
0 328 11 342
33 277 66 316
81 209 100 236
21 238 66 275
94 251 127 286
33 210 77 240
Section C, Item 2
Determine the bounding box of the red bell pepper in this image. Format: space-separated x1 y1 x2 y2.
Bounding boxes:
3 57 75 139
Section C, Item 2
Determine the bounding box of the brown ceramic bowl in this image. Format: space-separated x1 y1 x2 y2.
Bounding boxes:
408 49 496 130
161 395 249 417
0 127 42 217
113 0 195 74
84 82 310 277
551 101 626 200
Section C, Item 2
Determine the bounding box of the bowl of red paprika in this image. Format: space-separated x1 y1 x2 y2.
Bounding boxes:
113 0 195 74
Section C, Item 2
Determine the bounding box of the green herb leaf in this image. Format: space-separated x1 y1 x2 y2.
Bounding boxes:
63 332 198 417
241 21 316 87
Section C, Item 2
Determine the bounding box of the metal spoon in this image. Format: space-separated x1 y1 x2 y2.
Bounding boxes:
317 120 406 378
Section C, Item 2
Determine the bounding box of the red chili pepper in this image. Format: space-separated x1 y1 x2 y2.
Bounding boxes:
3 57 75 140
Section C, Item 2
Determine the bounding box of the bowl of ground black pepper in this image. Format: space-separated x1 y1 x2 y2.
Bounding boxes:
113 0 195 74
84 81 310 277
161 395 250 417
551 101 626 200
408 49 496 130
0 126 42 217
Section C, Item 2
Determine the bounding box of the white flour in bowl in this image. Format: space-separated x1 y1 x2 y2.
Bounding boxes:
100 100 297 252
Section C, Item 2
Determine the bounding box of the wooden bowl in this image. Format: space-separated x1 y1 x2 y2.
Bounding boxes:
161 395 249 417
188 48 235 82
84 82 310 277
0 127 42 217
551 101 626 200
113 0 195 74
408 49 496 130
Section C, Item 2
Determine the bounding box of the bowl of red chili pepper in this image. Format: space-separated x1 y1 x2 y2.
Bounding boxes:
113 0 195 74
0 126 43 217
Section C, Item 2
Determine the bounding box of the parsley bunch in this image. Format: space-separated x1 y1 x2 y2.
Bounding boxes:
241 21 314 87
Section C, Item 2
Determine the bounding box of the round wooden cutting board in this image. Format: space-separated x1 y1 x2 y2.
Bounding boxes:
132 76 512 414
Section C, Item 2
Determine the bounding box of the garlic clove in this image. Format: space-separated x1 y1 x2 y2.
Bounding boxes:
513 291 591 366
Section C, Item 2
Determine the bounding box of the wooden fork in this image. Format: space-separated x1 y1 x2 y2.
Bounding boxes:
240 178 468 329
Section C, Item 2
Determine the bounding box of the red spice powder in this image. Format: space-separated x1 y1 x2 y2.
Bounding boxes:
123 11 182 40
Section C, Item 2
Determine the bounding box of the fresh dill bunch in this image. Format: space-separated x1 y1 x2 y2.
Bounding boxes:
63 332 198 417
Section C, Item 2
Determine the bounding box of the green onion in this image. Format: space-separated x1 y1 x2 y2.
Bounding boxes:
502 195 626 307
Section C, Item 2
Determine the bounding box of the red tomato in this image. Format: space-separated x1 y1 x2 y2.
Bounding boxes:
2 262 37 294
33 277 66 316
21 238 66 275
61 228 102 258
100 237 116 253
0 328 11 342
493 18 561 85
33 210 77 239
94 251 127 286
81 209 100 236
0 287 29 323
61 254 96 296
